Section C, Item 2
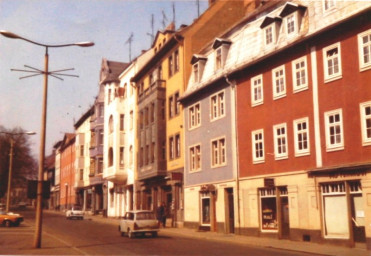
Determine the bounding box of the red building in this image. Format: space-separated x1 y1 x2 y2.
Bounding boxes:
59 133 76 211
230 1 371 249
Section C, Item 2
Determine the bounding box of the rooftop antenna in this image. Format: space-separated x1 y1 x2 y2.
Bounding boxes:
146 14 155 46
172 2 176 29
196 0 200 18
162 10 168 29
125 33 134 62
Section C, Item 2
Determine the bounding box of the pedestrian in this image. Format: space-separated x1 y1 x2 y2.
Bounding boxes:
161 202 166 228
157 203 165 227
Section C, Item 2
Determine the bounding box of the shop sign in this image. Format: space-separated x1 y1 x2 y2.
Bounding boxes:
264 178 275 188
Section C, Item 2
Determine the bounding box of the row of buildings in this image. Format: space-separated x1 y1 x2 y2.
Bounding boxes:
45 0 371 250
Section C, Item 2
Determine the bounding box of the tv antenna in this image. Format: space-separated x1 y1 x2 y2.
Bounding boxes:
196 0 200 18
146 14 155 46
11 65 78 81
162 10 168 29
125 33 134 62
172 2 176 29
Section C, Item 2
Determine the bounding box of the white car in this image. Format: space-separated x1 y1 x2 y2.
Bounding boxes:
119 210 159 238
66 206 84 220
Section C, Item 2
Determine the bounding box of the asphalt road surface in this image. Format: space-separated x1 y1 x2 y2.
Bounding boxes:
0 208 323 256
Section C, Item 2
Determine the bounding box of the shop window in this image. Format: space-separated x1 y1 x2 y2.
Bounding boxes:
260 188 277 231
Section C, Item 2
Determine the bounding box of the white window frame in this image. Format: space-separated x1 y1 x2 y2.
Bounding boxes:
286 13 297 36
189 144 201 172
193 63 199 83
323 42 342 82
252 129 265 164
264 24 275 47
273 123 288 160
251 74 264 106
210 90 225 121
292 56 308 93
272 65 286 99
360 101 371 146
211 137 227 168
324 109 344 151
323 0 336 12
189 102 201 130
293 117 310 157
215 47 222 71
358 29 371 71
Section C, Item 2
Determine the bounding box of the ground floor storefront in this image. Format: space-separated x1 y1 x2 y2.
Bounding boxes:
107 183 134 217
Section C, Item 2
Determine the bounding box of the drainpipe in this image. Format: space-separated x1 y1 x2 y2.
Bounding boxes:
225 74 241 234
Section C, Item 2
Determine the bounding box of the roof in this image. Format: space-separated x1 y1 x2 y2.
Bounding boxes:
100 59 130 84
74 105 94 129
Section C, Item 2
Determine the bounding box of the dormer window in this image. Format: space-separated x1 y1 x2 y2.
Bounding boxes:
279 2 306 37
212 38 231 71
260 16 281 47
323 0 336 12
191 54 207 84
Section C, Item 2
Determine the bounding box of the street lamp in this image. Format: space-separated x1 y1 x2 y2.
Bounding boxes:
0 131 36 213
0 30 94 248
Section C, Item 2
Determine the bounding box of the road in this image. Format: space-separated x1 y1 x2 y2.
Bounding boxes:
0 208 323 255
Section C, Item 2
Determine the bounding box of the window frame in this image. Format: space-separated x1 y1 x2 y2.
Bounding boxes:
193 63 199 83
272 65 286 99
358 29 371 71
210 90 226 121
251 74 264 107
324 109 344 151
273 123 288 160
189 144 201 172
360 101 371 146
210 136 227 168
323 0 336 12
188 102 201 130
292 56 308 93
323 42 342 82
252 129 265 164
264 24 275 47
285 12 297 36
293 117 310 157
215 47 222 71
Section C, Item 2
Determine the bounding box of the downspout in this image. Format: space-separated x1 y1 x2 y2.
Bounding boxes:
225 74 241 234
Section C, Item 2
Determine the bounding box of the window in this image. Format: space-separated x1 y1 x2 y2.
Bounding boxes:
323 42 342 82
264 25 274 46
99 105 104 117
210 91 225 120
252 129 264 163
189 144 201 172
130 111 133 130
193 63 199 83
119 147 124 168
99 130 104 145
360 101 371 146
145 107 149 126
149 73 154 85
79 145 84 157
215 48 222 70
120 114 124 131
108 88 111 103
358 29 371 71
323 0 335 11
169 96 174 119
272 65 286 99
325 109 344 151
189 103 201 129
169 137 174 160
139 147 143 167
145 145 149 165
108 115 114 134
158 65 163 80
151 142 155 163
286 14 296 35
129 145 133 166
294 118 310 156
151 102 155 123
175 134 181 158
80 169 84 181
108 147 114 167
168 55 173 77
292 56 308 92
273 123 288 160
174 50 179 73
174 92 180 116
251 74 263 106
211 137 226 167
98 158 103 173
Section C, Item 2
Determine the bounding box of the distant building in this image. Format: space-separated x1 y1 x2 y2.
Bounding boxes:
60 133 76 210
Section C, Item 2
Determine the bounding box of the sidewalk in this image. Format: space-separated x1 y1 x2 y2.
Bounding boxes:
84 213 370 256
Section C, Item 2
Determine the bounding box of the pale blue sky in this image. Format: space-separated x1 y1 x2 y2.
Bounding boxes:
0 0 208 157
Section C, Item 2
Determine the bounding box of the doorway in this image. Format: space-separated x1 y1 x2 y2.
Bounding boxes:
225 188 235 233
201 195 210 226
280 196 290 238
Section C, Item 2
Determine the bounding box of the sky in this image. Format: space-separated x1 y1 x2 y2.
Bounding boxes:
0 0 208 158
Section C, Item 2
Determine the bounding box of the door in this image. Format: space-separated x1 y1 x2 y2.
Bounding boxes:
351 194 366 243
280 197 290 238
226 188 235 233
201 197 210 226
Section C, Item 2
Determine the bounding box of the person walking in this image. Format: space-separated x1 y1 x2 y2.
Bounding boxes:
157 202 166 228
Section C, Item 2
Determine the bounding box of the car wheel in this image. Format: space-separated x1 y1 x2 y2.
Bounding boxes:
4 220 11 227
128 229 134 239
152 232 158 238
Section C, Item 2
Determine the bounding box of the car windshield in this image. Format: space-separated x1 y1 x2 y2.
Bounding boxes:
136 212 155 220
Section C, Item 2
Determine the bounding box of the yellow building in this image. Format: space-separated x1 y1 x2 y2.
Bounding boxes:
131 0 256 227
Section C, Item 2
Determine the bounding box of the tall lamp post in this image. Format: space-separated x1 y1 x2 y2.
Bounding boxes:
0 30 94 248
0 131 36 213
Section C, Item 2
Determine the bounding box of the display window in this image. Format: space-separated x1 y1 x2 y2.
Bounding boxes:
260 188 277 231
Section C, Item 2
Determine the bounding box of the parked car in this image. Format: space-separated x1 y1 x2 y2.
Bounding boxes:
0 210 24 227
119 210 159 238
66 206 84 220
